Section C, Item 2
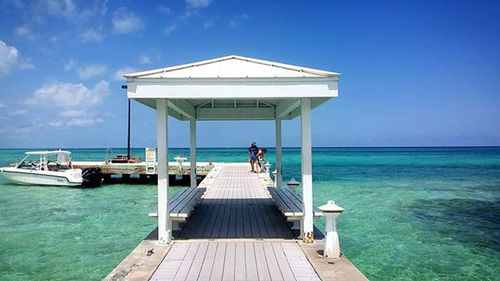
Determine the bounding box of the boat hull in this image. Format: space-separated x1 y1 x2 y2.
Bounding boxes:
0 168 83 187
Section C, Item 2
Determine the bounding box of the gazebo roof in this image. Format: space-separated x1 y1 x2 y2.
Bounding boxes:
125 55 339 79
125 55 340 121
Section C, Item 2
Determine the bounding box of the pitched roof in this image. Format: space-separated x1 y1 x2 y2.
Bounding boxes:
124 55 340 79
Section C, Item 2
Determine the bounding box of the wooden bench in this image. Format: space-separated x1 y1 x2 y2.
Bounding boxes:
267 186 323 228
149 187 206 230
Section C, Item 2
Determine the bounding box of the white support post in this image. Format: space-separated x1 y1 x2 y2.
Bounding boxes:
275 118 283 188
190 118 197 188
156 99 171 243
301 98 314 243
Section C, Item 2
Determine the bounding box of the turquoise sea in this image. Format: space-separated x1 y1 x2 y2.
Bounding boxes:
0 147 499 281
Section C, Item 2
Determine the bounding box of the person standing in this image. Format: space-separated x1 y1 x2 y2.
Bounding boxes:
248 142 259 172
256 148 267 173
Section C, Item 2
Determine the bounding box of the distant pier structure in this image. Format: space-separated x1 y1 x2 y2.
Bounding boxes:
72 160 213 183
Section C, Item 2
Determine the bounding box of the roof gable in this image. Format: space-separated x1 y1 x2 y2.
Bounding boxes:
124 55 340 79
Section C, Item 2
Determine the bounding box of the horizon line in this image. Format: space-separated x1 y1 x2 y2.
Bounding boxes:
0 145 499 150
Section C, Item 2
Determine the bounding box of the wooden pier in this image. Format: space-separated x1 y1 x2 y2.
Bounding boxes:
104 164 368 281
72 161 213 176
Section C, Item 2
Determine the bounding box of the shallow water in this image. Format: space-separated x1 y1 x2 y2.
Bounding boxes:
0 147 499 281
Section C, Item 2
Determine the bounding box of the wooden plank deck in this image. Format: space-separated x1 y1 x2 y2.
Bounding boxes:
150 164 321 281
150 242 321 281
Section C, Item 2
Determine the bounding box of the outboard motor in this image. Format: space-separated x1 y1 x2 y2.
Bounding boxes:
82 167 103 187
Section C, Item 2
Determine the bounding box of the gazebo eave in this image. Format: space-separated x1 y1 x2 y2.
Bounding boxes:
126 76 338 121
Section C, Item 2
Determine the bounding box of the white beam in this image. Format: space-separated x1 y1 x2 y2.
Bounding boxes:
197 108 275 120
156 98 171 243
276 99 300 119
301 97 314 242
128 79 338 100
275 118 283 188
190 119 197 188
168 99 195 120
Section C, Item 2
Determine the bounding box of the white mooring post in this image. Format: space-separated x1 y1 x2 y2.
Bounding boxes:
287 178 300 193
318 200 344 258
156 99 171 243
275 118 283 188
190 119 197 188
301 97 314 242
264 162 272 178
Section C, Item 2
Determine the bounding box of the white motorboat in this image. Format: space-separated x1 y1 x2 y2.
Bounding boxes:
0 150 83 186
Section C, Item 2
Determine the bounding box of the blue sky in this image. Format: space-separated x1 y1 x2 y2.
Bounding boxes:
0 0 499 148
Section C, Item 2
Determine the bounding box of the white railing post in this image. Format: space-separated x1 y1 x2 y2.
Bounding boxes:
319 200 344 258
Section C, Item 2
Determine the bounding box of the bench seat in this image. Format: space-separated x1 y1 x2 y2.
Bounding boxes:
267 186 323 221
149 187 205 222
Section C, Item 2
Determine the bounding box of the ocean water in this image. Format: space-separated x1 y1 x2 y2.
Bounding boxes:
0 147 499 281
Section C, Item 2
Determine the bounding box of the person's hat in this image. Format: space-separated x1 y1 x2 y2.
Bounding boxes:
252 141 256 145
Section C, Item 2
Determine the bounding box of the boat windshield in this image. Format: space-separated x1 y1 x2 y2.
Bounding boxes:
15 151 72 170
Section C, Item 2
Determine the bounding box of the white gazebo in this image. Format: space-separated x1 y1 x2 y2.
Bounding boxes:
125 55 340 243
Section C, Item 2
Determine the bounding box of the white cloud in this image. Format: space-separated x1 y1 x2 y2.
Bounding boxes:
81 28 104 42
77 64 107 79
0 100 7 108
44 0 76 16
114 67 137 81
229 14 249 29
14 25 36 40
0 41 34 76
66 117 103 127
18 57 35 70
64 60 106 79
164 23 177 35
203 20 215 29
159 5 171 14
39 0 108 23
60 110 86 117
6 0 24 9
0 41 20 76
48 121 63 127
10 109 27 116
112 8 144 34
26 81 110 108
180 9 198 20
64 58 77 71
42 0 88 22
186 0 212 9
139 55 151 64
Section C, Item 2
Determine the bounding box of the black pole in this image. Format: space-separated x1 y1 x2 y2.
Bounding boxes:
122 85 130 161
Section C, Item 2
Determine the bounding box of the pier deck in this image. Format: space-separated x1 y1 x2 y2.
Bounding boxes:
105 164 368 281
152 164 319 281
